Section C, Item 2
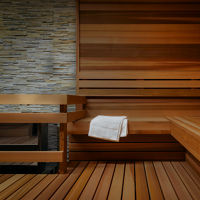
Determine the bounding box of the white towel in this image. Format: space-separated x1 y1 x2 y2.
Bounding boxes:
88 115 128 142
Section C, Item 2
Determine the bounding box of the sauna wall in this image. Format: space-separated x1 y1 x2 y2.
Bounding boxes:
0 0 76 113
77 0 200 97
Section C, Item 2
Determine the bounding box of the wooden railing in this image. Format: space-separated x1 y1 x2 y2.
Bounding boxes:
0 94 86 173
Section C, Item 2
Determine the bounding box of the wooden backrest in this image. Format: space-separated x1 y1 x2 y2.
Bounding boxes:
77 0 200 97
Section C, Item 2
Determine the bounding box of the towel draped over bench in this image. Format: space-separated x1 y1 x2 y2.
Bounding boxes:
88 115 128 142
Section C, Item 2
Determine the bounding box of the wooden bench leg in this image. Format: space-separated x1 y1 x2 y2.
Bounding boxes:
59 123 67 173
59 105 68 174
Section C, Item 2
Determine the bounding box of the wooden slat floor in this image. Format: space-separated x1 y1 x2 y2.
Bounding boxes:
0 161 199 200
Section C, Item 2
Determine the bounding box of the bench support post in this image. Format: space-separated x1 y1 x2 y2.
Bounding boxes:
59 105 68 173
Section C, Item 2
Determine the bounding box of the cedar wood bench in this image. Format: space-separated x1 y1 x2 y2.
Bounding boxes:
0 94 200 173
0 94 86 173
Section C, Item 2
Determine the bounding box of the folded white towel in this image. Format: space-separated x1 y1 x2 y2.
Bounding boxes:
88 115 128 142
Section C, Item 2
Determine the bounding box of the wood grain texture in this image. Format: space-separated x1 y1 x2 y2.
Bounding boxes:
135 162 150 200
0 113 67 123
69 152 185 161
122 162 135 200
0 161 200 199
0 151 63 162
77 0 200 97
108 162 125 200
169 117 200 162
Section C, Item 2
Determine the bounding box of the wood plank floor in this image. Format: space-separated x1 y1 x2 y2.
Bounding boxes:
0 161 199 200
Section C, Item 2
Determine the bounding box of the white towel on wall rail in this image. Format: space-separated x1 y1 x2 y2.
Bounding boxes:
88 115 128 142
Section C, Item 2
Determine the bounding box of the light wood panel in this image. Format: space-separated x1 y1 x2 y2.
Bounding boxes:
77 0 200 97
0 151 63 162
0 113 67 123
0 94 86 105
169 117 200 162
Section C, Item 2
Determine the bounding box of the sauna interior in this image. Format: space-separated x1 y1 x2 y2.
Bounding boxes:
0 0 200 199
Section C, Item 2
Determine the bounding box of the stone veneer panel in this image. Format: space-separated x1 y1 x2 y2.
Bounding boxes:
0 0 76 112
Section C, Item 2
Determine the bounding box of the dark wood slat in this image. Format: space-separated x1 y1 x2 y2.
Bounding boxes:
70 152 185 161
80 45 200 60
80 0 200 3
79 88 200 97
69 134 177 143
80 10 200 24
70 143 184 152
80 3 200 11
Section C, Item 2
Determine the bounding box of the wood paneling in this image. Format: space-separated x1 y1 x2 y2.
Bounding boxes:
0 151 63 162
69 151 185 161
69 134 185 161
0 113 67 123
1 161 199 199
169 117 200 162
77 0 200 97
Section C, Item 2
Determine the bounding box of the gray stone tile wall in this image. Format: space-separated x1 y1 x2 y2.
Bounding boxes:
0 0 76 112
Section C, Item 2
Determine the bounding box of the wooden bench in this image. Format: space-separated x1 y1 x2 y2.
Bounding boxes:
0 94 86 173
168 116 200 162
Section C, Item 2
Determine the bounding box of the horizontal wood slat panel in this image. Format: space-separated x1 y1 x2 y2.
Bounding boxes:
80 11 200 24
0 151 63 162
69 143 184 151
0 113 67 123
80 24 200 32
79 80 200 88
79 89 200 97
81 37 200 45
0 94 85 105
80 44 200 60
78 0 200 97
69 134 177 143
78 71 200 79
0 94 68 105
80 0 200 3
69 152 185 161
80 4 200 11
80 58 200 71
